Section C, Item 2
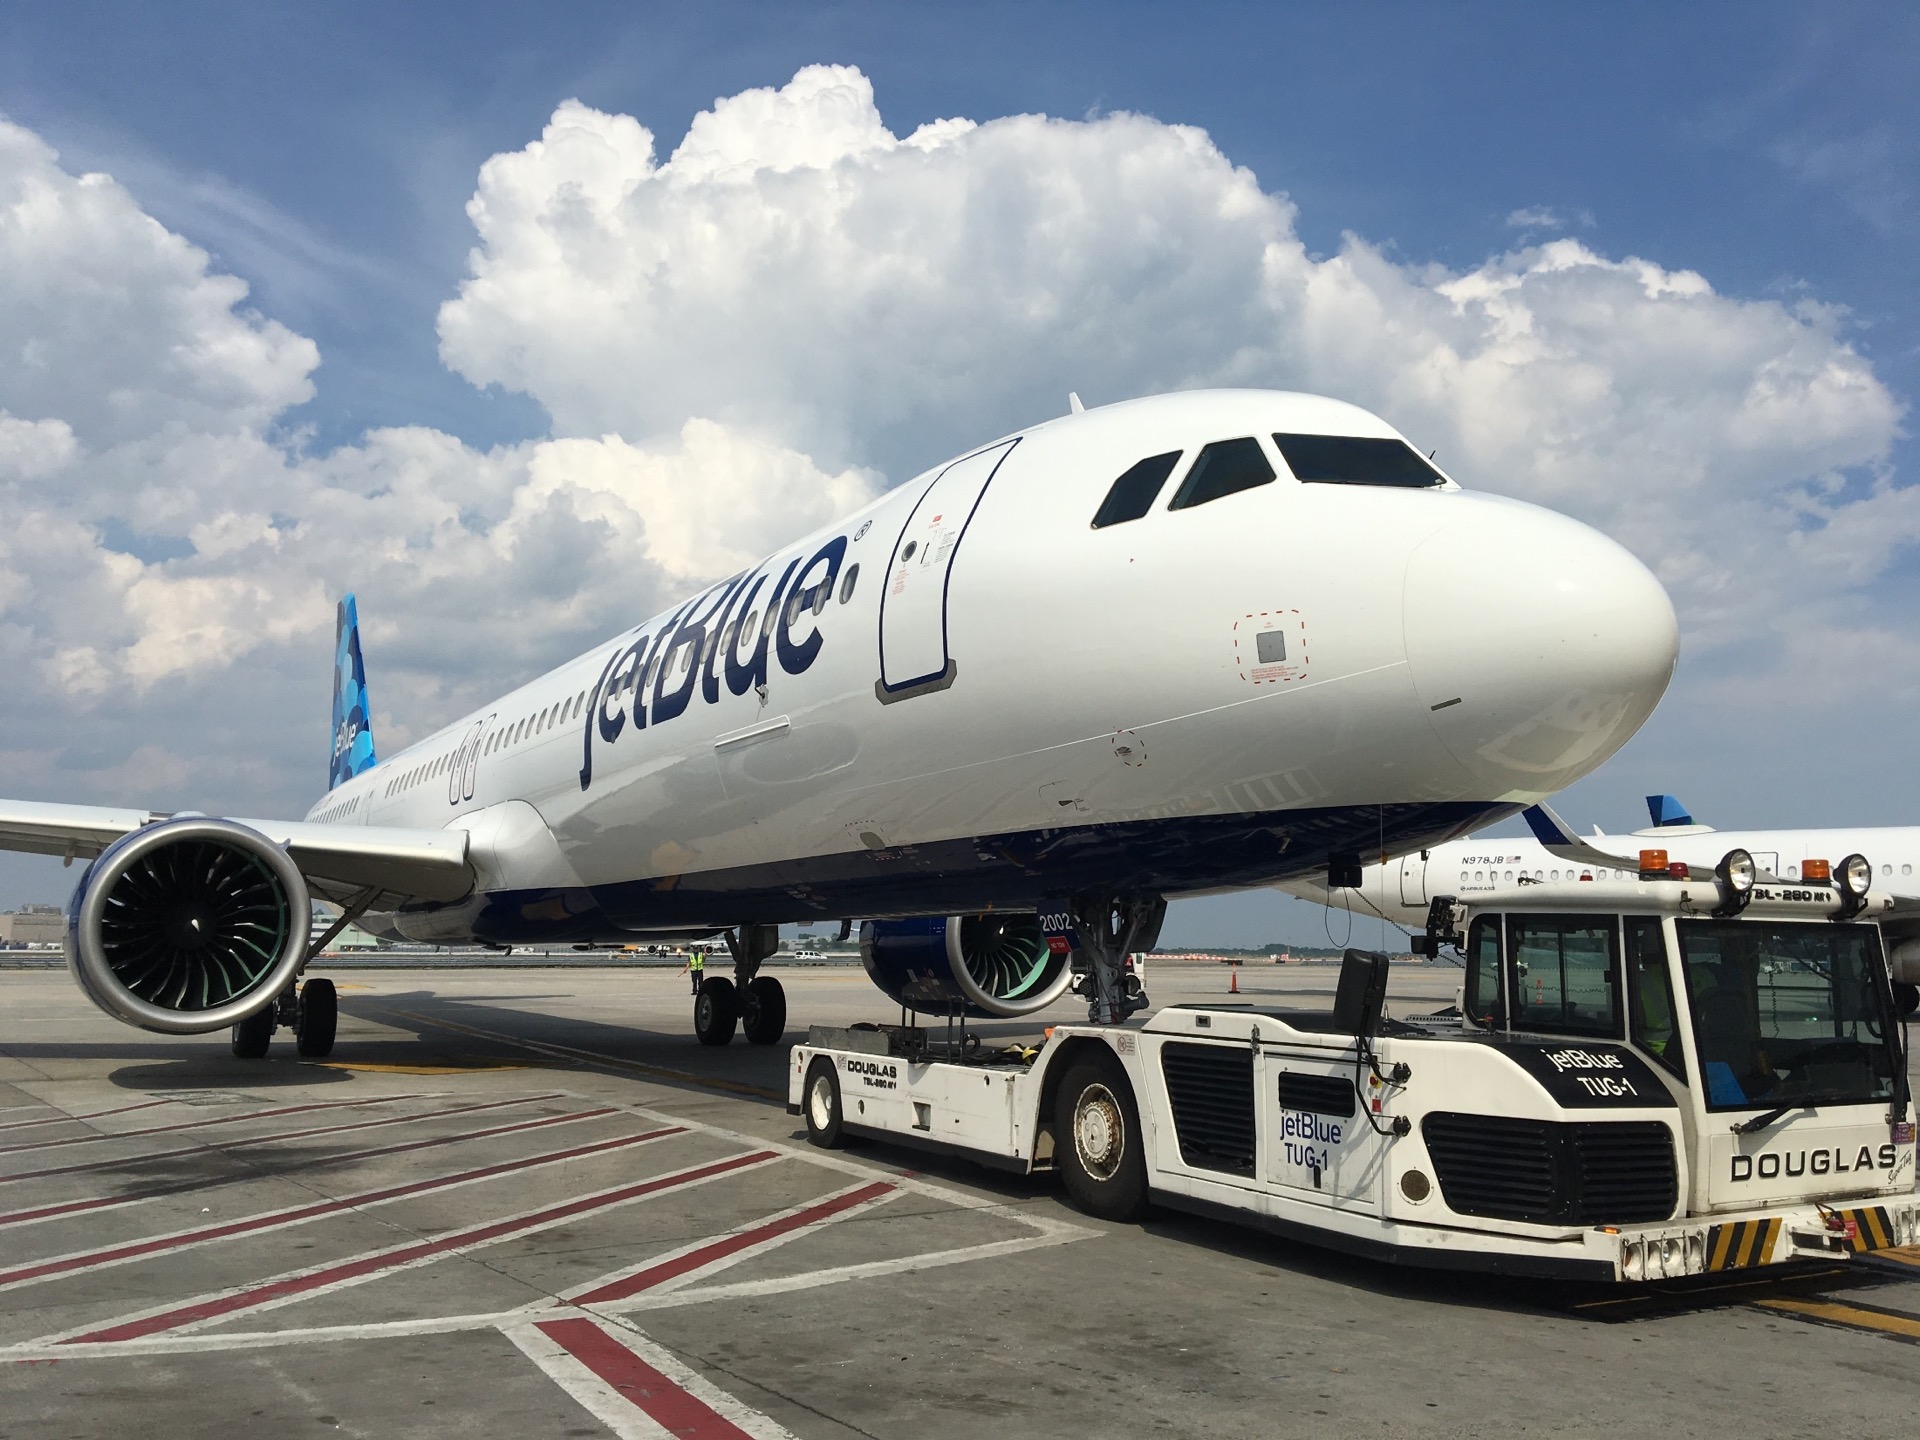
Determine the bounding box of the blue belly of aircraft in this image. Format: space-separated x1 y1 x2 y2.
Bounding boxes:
402 798 1509 945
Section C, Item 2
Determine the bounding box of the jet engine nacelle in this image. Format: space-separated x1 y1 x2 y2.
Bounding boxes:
860 914 1073 1018
66 817 311 1034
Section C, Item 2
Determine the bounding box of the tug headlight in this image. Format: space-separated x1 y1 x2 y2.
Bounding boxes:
1837 853 1872 918
1840 854 1872 899
1713 849 1755 917
1719 849 1756 894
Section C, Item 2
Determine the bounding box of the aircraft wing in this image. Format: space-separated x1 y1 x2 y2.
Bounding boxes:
1521 804 1649 873
0 798 473 906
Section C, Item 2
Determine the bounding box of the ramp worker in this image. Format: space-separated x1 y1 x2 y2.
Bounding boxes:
684 946 705 996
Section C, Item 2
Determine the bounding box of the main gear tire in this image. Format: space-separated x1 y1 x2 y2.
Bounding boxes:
296 977 338 1058
694 976 738 1046
230 1006 273 1059
1053 1050 1148 1222
742 976 787 1045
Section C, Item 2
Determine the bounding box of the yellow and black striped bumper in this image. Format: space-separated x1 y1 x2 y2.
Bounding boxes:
1706 1205 1902 1270
1705 1216 1783 1270
1832 1204 1900 1253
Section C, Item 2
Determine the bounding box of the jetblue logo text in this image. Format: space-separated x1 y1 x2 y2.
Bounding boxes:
1544 1047 1640 1098
578 535 848 790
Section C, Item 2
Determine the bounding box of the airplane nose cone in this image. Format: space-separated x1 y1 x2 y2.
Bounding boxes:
1403 498 1677 799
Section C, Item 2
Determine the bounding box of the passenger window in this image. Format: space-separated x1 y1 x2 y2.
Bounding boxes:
1167 438 1274 510
1625 916 1685 1081
839 564 859 604
1508 916 1621 1039
1091 451 1182 529
1271 434 1443 488
1464 916 1503 1027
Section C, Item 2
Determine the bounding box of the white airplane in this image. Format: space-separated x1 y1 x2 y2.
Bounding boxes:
0 389 1678 1058
1278 793 1920 1008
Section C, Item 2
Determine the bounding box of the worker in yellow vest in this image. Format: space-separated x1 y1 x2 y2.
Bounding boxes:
685 947 705 996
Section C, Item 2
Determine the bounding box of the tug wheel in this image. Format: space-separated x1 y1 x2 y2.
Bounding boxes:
1054 1050 1147 1222
803 1056 844 1147
694 977 738 1046
742 976 787 1045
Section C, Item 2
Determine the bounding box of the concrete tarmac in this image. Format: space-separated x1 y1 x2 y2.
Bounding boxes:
1 959 1916 1440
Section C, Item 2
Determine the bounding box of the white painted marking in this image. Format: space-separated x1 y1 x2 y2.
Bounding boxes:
0 1122 680 1294
503 1319 680 1440
566 1178 902 1301
21 1148 775 1348
507 1313 801 1440
597 1229 1089 1315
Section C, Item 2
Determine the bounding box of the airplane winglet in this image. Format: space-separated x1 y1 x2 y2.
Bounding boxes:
1521 804 1645 871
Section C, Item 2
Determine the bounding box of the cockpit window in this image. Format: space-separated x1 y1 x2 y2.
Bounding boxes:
1091 451 1182 529
1272 434 1444 488
1166 438 1275 511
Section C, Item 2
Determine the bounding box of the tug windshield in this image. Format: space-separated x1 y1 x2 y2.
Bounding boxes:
1675 920 1896 1113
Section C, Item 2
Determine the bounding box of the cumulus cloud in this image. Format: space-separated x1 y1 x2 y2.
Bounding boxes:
0 113 875 815
440 66 1908 665
0 64 1911 834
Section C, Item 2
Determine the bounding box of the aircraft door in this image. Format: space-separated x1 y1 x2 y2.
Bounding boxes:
877 439 1019 701
451 716 491 806
1399 851 1428 907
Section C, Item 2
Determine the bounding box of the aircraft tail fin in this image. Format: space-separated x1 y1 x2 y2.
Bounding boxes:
329 594 378 791
1646 794 1693 828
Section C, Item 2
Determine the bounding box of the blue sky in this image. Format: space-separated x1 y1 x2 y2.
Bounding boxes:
0 3 1915 944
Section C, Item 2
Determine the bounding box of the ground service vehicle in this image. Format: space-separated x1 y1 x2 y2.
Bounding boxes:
791 849 1916 1280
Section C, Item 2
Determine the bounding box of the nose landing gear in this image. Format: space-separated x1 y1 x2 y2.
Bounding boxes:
1066 894 1164 1025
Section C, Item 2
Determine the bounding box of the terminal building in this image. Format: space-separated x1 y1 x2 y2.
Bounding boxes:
0 904 64 947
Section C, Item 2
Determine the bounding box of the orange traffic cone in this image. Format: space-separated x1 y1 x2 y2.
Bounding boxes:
1229 966 1239 994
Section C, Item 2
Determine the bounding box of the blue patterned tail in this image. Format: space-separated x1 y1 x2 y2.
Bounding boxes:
329 594 377 791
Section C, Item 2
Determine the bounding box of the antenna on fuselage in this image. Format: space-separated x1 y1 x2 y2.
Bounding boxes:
1068 392 1085 415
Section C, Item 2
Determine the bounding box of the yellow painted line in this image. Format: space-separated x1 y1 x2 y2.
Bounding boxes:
1752 1296 1920 1341
362 1006 785 1102
305 1060 533 1076
1873 1246 1920 1268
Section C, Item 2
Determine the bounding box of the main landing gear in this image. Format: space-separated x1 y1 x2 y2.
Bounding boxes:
229 976 338 1060
694 924 787 1047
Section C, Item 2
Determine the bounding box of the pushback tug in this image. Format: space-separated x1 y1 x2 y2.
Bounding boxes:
792 849 1917 1281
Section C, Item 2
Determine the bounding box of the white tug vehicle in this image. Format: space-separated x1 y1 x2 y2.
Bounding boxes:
791 850 1917 1281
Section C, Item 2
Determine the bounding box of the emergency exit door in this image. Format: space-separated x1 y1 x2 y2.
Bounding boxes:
877 438 1018 701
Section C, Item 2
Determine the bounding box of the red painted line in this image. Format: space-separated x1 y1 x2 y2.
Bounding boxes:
536 1317 755 1439
0 1124 686 1290
66 1149 778 1344
573 1180 895 1303
0 1099 170 1134
0 1095 412 1156
0 1105 617 1230
0 1092 568 1186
